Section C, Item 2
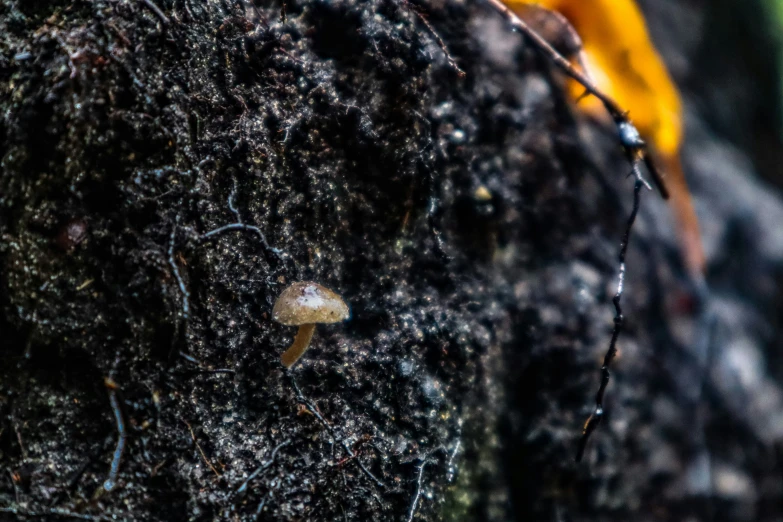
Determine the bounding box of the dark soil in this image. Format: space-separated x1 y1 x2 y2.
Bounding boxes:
1 1 783 521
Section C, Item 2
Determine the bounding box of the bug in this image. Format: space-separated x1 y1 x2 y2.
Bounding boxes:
484 0 707 460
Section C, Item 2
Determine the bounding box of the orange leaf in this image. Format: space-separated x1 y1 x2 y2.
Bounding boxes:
505 0 705 276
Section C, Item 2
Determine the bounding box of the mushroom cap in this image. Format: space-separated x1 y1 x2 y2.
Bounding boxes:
272 281 350 326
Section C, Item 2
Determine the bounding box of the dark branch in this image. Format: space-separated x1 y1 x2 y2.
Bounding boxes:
576 174 644 462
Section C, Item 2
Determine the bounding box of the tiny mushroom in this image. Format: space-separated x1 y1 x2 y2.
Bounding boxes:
272 281 350 368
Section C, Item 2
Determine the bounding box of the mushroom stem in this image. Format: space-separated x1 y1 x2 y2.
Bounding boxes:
281 323 316 368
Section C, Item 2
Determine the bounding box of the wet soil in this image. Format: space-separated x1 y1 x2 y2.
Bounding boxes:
1 1 783 521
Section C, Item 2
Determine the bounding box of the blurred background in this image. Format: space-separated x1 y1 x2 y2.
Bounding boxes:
641 0 783 188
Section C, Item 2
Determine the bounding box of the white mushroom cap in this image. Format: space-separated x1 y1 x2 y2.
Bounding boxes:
272 281 350 326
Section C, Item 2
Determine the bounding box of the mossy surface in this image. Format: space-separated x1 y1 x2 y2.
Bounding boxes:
1 1 782 521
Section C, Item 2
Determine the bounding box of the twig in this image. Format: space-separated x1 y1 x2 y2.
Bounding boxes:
406 459 428 522
527 5 596 88
0 507 112 521
103 378 127 492
236 441 291 494
182 419 221 478
576 174 644 462
168 218 191 321
484 0 662 193
140 0 170 25
485 0 618 120
288 376 385 488
486 0 665 460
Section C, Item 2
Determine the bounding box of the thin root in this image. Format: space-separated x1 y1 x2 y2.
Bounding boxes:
236 440 291 494
200 223 284 265
406 459 428 522
103 378 127 492
288 375 385 488
168 217 191 322
182 418 221 478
